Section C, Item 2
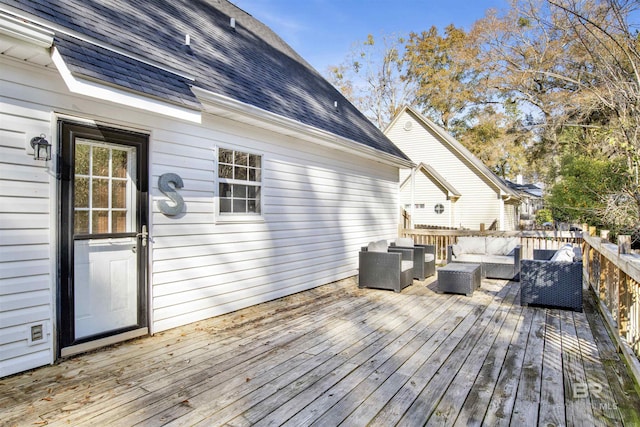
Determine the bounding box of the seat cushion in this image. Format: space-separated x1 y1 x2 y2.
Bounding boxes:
401 260 413 272
481 254 515 265
453 253 483 263
424 254 435 262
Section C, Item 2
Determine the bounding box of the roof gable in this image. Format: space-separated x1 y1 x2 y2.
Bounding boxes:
387 106 519 199
400 162 461 200
1 0 410 163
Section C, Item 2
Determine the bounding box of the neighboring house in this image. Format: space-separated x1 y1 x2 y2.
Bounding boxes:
385 106 520 231
0 0 412 377
507 177 544 229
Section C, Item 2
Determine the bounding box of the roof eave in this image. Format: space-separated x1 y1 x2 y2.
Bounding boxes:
0 12 53 47
193 86 415 169
51 47 202 123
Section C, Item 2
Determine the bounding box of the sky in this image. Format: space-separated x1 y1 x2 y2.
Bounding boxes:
231 0 509 74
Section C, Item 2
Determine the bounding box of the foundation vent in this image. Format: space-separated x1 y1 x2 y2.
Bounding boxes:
27 323 45 346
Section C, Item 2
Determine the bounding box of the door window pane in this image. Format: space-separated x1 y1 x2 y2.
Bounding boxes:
75 140 135 234
75 144 90 175
112 150 128 178
75 211 89 234
93 146 110 176
75 177 89 208
92 178 109 208
112 211 127 233
112 180 127 209
92 210 109 234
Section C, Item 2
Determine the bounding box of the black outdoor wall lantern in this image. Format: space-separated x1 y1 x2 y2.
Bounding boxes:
30 134 51 161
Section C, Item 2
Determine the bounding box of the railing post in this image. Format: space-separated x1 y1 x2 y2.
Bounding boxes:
618 234 631 255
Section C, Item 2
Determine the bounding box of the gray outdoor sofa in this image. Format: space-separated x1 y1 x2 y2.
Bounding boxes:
358 240 414 292
520 246 583 311
447 236 521 280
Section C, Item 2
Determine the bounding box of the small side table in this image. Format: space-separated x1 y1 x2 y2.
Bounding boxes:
437 263 481 296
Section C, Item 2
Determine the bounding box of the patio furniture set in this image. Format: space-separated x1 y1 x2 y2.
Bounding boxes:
359 237 583 311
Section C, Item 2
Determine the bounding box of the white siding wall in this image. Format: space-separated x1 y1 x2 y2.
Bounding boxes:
1 55 401 374
400 173 450 227
504 203 518 231
150 115 399 332
0 102 54 377
387 111 501 230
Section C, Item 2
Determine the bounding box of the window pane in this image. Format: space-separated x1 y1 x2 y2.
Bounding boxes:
112 150 128 178
235 185 247 198
92 178 109 208
218 164 233 179
235 166 247 180
75 177 89 208
233 199 246 213
220 183 232 197
249 187 260 199
74 211 89 234
220 198 231 212
219 148 233 164
93 146 110 176
235 151 248 165
112 211 127 233
92 210 109 234
248 200 259 213
112 180 127 209
248 154 261 168
75 144 90 175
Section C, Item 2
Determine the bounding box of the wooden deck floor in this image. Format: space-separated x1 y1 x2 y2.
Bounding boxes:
2 276 639 426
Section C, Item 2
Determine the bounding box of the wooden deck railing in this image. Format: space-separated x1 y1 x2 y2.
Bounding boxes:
582 233 640 366
399 226 640 378
399 228 584 263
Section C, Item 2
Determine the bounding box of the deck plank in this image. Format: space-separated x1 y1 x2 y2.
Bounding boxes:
538 310 566 427
1 276 639 427
508 308 547 425
561 310 597 426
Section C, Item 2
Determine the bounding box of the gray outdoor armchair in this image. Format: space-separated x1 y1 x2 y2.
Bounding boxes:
358 240 414 293
391 237 436 280
520 246 583 311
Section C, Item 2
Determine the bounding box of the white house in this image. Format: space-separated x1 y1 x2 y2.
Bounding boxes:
385 106 520 231
0 0 412 377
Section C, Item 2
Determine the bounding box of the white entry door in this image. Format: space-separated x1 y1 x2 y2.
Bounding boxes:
73 141 139 338
59 122 148 353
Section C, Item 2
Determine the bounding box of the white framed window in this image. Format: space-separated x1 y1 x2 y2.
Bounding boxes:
217 147 262 220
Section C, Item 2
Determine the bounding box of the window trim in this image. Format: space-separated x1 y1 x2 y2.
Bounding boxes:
215 145 265 223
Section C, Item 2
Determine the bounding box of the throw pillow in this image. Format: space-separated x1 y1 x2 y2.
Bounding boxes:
550 245 575 262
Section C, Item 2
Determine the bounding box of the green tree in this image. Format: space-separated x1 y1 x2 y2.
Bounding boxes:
546 155 627 226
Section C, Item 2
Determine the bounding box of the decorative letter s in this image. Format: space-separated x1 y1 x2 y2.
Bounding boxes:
158 173 184 216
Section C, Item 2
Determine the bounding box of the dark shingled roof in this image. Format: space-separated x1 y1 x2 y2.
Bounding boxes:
2 0 410 162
